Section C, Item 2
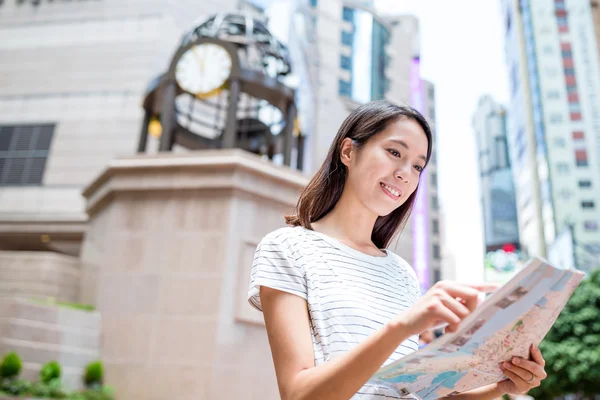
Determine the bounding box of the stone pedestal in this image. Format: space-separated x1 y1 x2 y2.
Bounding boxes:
80 149 308 400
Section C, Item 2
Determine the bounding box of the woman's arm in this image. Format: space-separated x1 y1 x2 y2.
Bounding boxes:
260 281 499 400
260 286 413 400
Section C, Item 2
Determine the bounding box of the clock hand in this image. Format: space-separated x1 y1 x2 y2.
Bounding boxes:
193 48 206 76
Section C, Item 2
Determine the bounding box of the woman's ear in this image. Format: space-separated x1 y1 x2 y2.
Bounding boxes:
340 138 354 168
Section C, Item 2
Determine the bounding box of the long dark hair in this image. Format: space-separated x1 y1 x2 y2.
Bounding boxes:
285 100 433 249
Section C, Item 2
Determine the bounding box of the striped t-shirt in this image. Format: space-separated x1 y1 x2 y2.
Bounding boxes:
248 226 421 399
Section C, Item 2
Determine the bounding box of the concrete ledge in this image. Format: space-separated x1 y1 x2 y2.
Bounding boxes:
82 149 309 217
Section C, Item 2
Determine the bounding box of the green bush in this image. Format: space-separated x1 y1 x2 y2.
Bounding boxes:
30 378 67 398
529 268 600 399
0 378 31 396
67 386 115 400
40 361 62 383
0 352 22 379
83 361 103 387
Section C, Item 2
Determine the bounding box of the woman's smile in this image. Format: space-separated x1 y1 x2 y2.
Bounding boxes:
380 182 403 200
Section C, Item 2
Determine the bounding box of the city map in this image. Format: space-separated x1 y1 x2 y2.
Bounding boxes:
371 257 585 399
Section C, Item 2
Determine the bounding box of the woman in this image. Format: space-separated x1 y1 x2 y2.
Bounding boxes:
248 100 547 399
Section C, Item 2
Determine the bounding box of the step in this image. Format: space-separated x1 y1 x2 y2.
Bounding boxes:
0 298 100 331
0 318 100 350
0 337 99 368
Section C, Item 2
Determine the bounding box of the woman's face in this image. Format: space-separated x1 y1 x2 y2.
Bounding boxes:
341 117 429 217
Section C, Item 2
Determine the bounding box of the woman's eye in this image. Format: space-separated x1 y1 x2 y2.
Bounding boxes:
388 149 401 157
414 165 424 173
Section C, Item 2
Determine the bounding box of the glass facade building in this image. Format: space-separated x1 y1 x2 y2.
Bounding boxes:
339 6 390 103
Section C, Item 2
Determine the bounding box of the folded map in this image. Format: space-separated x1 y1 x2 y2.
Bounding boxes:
371 257 586 399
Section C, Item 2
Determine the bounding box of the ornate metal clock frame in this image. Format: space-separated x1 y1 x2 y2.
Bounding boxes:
138 13 303 169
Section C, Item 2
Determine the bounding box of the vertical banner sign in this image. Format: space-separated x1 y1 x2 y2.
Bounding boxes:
410 57 430 293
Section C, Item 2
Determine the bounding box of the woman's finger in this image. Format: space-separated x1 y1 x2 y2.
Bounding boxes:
502 361 537 384
530 344 546 367
500 366 529 390
435 282 480 312
440 294 471 320
432 300 462 327
512 357 546 379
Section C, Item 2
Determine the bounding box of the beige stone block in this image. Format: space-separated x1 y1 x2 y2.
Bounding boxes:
150 317 217 365
160 232 227 276
177 193 232 232
101 316 154 364
106 365 210 400
158 276 220 317
96 274 160 315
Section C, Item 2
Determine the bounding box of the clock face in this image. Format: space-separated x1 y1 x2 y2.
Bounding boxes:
175 43 232 97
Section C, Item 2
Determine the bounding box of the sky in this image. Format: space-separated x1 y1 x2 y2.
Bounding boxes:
375 0 510 283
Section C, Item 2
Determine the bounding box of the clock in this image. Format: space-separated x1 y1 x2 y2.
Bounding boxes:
175 43 232 98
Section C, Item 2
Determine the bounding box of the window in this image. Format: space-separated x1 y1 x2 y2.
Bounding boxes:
554 137 567 147
431 195 439 210
340 55 352 70
433 268 442 283
341 31 353 46
339 79 352 97
579 180 592 188
431 172 437 186
582 201 595 209
556 163 570 173
549 113 563 123
559 189 573 199
572 131 585 140
564 67 575 76
563 57 574 68
570 112 582 121
0 124 54 186
432 219 439 234
547 91 561 99
342 7 353 22
561 49 573 58
575 150 588 167
584 221 598 231
432 244 441 260
568 103 581 113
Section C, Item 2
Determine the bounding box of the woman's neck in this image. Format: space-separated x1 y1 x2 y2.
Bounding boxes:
311 190 382 254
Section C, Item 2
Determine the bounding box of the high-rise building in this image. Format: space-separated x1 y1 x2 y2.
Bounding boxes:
473 96 521 281
306 5 444 287
502 0 600 267
421 79 443 286
591 0 600 59
473 96 519 251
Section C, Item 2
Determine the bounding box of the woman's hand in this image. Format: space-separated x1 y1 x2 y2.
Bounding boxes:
394 280 500 337
498 344 547 394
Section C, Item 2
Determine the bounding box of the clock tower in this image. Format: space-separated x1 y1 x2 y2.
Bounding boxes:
138 13 303 169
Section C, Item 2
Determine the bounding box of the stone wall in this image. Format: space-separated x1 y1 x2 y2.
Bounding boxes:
0 252 81 303
0 297 101 390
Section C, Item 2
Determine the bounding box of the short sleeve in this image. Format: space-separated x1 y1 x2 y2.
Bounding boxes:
247 230 307 311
